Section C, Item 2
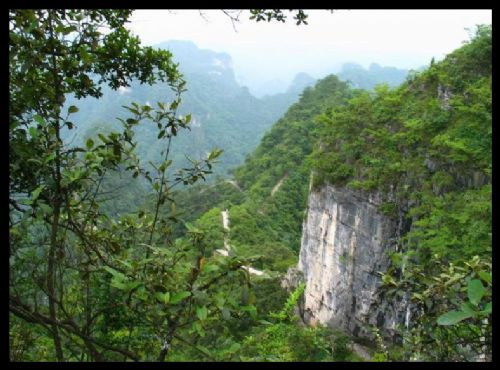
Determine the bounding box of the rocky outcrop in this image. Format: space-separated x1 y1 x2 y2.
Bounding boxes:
295 184 410 340
437 84 452 111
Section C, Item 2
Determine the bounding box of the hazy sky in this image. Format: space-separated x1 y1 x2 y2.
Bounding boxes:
127 9 492 93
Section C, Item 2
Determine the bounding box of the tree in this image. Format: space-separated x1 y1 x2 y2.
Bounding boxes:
9 9 254 361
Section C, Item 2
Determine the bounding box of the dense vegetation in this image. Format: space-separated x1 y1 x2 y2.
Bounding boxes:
9 9 356 362
312 25 491 361
9 8 491 362
9 9 261 361
63 40 307 180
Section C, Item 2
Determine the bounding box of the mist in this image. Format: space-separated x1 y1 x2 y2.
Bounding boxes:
127 9 491 97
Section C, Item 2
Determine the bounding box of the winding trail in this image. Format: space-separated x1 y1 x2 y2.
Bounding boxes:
215 208 265 276
225 180 243 192
271 173 288 196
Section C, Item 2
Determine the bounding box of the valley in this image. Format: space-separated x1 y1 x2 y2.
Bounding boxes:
9 9 491 362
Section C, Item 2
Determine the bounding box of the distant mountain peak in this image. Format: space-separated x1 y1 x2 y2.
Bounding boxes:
153 39 235 83
287 72 316 93
338 62 409 90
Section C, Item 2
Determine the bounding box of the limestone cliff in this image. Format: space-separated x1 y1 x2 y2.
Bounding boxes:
288 184 411 340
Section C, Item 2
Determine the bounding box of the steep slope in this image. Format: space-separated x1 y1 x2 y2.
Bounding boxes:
189 76 353 276
230 76 353 256
190 62 417 272
62 40 301 178
294 25 491 346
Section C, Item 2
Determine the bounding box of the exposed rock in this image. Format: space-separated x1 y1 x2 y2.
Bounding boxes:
437 84 453 111
296 184 409 340
281 267 304 291
351 343 372 361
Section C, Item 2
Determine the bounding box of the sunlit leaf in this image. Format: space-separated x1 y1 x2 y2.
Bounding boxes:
468 279 485 306
170 291 191 304
437 310 473 325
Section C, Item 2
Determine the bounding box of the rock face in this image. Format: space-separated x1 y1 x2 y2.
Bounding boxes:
296 184 409 339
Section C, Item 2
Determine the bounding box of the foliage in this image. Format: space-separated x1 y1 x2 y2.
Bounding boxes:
249 9 309 25
239 284 357 361
310 25 491 361
63 39 302 181
10 8 492 362
382 256 492 361
9 9 256 362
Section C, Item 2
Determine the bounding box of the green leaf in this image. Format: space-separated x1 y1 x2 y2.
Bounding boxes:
125 281 142 292
437 310 473 325
97 133 109 143
481 302 492 315
33 114 46 126
68 105 79 114
192 321 205 337
111 279 128 291
196 306 208 321
460 302 477 316
86 138 94 150
136 286 148 301
412 292 424 301
258 319 273 326
478 271 492 284
240 305 257 319
29 126 38 139
228 342 241 353
203 264 219 273
154 292 170 304
103 266 122 277
220 307 231 320
126 118 138 125
468 279 485 306
62 25 77 35
31 184 45 201
207 148 223 161
158 160 172 172
170 291 191 304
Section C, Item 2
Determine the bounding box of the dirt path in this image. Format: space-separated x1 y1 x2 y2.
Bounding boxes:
215 209 265 276
271 173 288 196
225 180 243 192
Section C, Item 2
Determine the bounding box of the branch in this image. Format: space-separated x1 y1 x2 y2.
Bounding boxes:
221 10 242 32
9 297 139 361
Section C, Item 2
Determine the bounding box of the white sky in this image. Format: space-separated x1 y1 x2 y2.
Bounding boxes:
127 9 492 93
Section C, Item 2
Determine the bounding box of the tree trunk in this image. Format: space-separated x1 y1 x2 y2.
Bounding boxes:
47 204 64 361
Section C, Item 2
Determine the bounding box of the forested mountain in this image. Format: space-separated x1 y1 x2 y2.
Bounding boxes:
9 8 490 363
307 25 491 361
337 62 410 90
184 24 491 361
62 40 306 179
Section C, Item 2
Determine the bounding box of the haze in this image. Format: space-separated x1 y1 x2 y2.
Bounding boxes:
127 9 492 96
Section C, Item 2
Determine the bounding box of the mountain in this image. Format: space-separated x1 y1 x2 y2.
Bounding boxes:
62 40 303 180
186 25 491 361
337 62 409 90
187 75 354 271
